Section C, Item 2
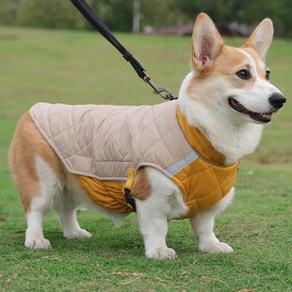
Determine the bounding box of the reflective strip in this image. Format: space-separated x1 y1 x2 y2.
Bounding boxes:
166 151 199 177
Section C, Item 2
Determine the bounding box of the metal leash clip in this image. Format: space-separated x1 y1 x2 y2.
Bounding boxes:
143 71 178 101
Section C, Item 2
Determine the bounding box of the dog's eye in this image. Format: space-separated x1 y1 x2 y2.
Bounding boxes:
236 69 251 80
266 69 270 80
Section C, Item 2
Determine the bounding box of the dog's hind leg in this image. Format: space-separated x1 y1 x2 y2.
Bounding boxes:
190 188 235 253
9 113 53 249
23 155 62 249
25 210 51 249
54 187 91 240
9 112 66 249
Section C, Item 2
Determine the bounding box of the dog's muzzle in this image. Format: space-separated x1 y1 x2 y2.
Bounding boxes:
228 93 286 124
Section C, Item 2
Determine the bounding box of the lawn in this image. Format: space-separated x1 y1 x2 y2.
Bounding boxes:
0 26 291 291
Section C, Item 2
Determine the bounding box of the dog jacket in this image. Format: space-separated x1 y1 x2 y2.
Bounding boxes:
29 101 239 218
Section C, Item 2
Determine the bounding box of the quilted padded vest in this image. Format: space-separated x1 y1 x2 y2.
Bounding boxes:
29 101 239 218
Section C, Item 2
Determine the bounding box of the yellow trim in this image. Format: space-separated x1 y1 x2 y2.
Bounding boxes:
124 168 135 191
177 106 225 165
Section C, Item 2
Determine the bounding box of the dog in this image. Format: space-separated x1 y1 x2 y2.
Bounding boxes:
9 13 286 259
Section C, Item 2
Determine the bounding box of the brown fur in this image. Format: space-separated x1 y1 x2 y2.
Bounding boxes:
131 168 151 201
9 112 65 213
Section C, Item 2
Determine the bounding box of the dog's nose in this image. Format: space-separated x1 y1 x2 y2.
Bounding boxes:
269 93 286 109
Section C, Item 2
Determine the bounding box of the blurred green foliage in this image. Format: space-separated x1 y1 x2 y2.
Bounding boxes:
0 0 291 37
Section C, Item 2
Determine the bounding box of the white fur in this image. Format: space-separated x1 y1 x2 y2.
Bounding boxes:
136 168 188 259
233 49 283 116
178 71 264 165
25 156 60 249
190 189 234 253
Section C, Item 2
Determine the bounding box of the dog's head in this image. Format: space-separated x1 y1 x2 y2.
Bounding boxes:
185 13 286 124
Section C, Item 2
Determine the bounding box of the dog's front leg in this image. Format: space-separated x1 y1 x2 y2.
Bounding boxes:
133 168 184 260
136 199 176 260
190 188 235 254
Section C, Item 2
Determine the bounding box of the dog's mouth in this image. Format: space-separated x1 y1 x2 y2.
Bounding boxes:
228 98 274 123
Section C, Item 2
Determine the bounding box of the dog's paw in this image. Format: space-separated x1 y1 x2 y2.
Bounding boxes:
64 228 91 240
25 237 51 250
146 247 177 260
199 241 233 254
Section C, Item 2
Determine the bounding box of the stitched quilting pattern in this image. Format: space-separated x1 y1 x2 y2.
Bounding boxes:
29 101 193 181
171 158 238 218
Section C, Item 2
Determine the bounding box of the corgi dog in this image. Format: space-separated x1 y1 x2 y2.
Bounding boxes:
9 13 286 259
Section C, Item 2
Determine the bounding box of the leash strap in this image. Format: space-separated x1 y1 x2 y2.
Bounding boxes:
70 0 177 101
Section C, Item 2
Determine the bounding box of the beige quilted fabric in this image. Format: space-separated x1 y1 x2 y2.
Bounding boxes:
29 101 194 181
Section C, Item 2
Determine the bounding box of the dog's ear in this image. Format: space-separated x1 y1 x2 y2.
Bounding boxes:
244 19 273 61
191 13 224 71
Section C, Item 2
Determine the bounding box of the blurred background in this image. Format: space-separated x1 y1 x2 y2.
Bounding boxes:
0 0 291 37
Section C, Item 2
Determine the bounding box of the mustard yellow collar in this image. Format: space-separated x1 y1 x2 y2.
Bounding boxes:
177 106 225 165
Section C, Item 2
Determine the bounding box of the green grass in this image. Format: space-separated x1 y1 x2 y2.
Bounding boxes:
0 27 291 291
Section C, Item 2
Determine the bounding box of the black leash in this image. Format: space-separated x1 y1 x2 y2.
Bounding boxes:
70 0 177 101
